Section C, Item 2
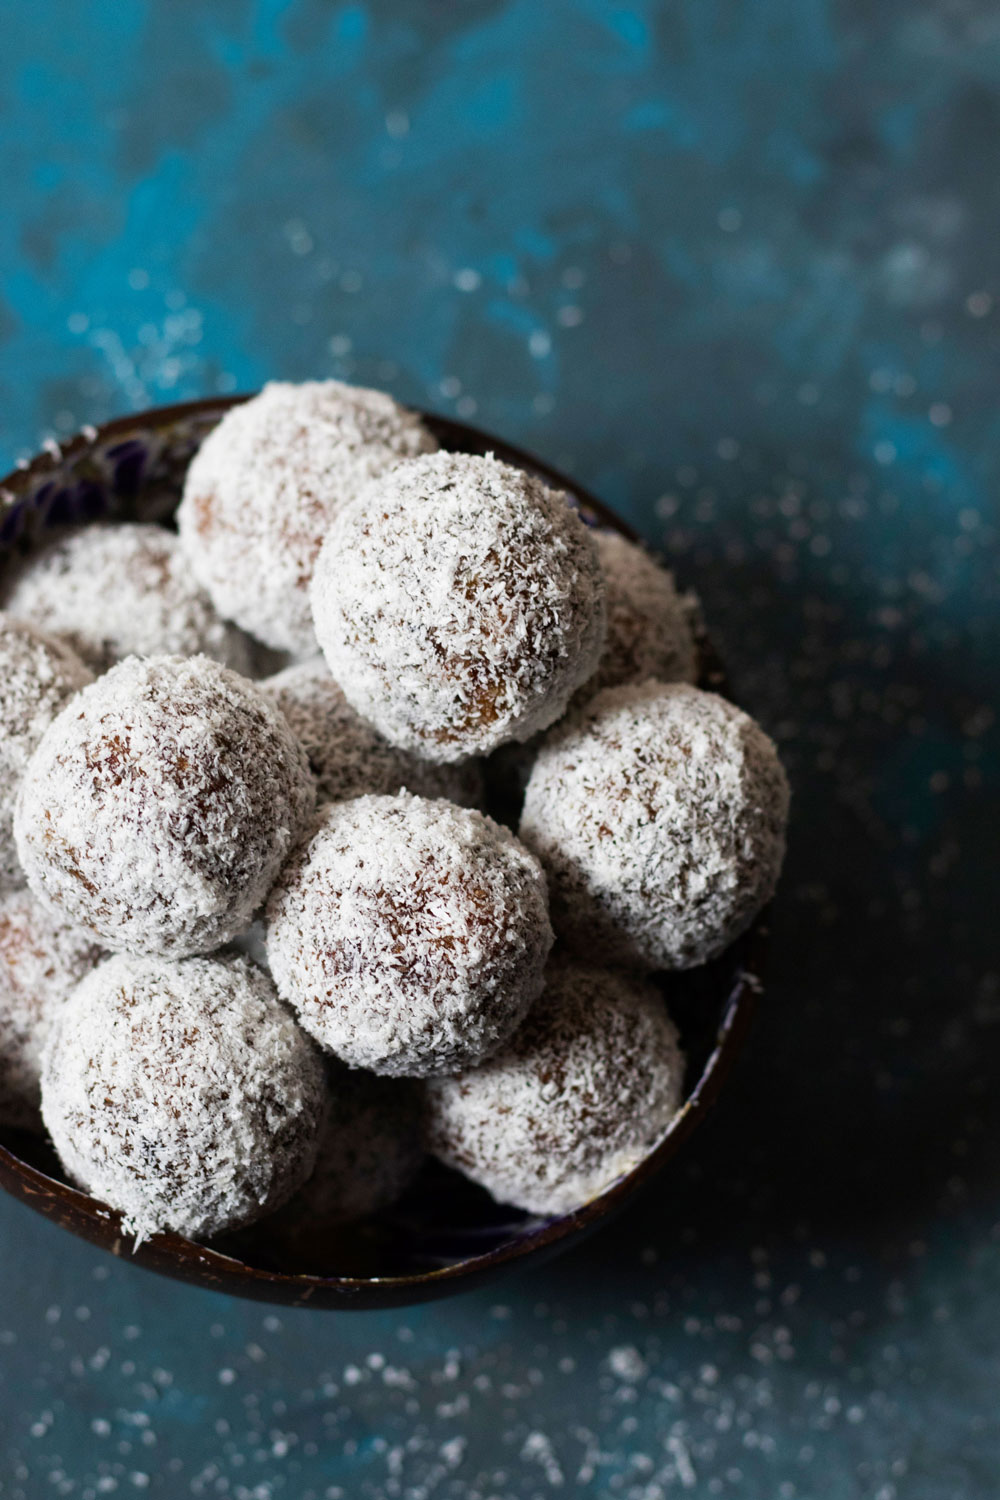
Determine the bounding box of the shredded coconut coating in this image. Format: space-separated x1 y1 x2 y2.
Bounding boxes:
266 793 554 1077
0 890 104 1133
573 531 698 705
14 655 316 958
260 657 484 809
424 958 685 1215
269 1065 423 1231
177 381 438 655
3 523 253 675
520 681 790 971
310 451 607 763
41 952 325 1243
0 615 93 895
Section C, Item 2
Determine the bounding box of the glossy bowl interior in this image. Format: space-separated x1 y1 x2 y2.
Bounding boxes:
0 398 764 1309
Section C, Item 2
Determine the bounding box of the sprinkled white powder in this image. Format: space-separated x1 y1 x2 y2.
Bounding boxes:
0 889 103 1132
3 524 253 675
268 1065 422 1230
260 657 484 808
266 793 553 1076
519 681 789 970
177 381 438 654
424 958 685 1215
574 530 698 704
310 451 607 762
0 615 93 894
41 952 325 1243
14 654 316 958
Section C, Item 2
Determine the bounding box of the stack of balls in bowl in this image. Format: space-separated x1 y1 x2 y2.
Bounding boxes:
0 380 789 1247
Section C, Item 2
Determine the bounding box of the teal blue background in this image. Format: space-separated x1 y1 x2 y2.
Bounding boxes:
2 3 999 1496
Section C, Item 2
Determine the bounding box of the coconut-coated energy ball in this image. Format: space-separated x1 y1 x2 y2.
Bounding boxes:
177 380 438 655
310 451 607 763
266 793 553 1077
3 523 253 675
41 952 325 1243
14 655 316 958
269 1065 423 1231
520 680 789 971
425 959 685 1216
260 657 484 809
575 530 698 703
0 615 93 894
0 890 104 1133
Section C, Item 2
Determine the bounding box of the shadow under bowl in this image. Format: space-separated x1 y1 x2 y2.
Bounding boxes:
0 396 765 1310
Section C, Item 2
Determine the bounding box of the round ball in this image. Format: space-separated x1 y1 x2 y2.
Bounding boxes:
576 530 698 703
310 451 607 762
0 890 103 1132
261 657 484 808
270 1065 422 1231
425 959 685 1215
15 655 316 958
0 615 92 894
41 952 325 1242
266 793 553 1077
177 380 438 655
3 523 253 675
520 681 789 970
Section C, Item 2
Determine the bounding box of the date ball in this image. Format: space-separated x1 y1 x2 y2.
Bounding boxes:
271 1066 422 1232
14 654 315 957
260 657 483 808
425 959 685 1216
266 793 553 1077
520 680 789 970
41 952 325 1242
310 452 607 762
3 523 253 674
0 615 92 894
0 890 103 1132
576 530 698 703
177 380 438 655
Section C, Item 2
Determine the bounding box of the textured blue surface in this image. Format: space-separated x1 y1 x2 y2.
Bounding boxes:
2 3 999 1496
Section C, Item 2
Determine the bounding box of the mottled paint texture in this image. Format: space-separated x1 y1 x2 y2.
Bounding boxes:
1 1 999 1496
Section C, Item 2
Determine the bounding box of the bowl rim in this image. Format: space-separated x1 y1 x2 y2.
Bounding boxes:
0 394 765 1309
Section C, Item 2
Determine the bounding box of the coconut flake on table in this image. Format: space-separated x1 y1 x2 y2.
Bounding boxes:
177 380 439 655
310 450 607 763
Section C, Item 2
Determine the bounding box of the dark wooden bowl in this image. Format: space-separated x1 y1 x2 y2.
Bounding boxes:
0 397 765 1309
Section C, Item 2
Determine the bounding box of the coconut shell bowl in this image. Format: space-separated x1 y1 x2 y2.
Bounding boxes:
0 397 764 1310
